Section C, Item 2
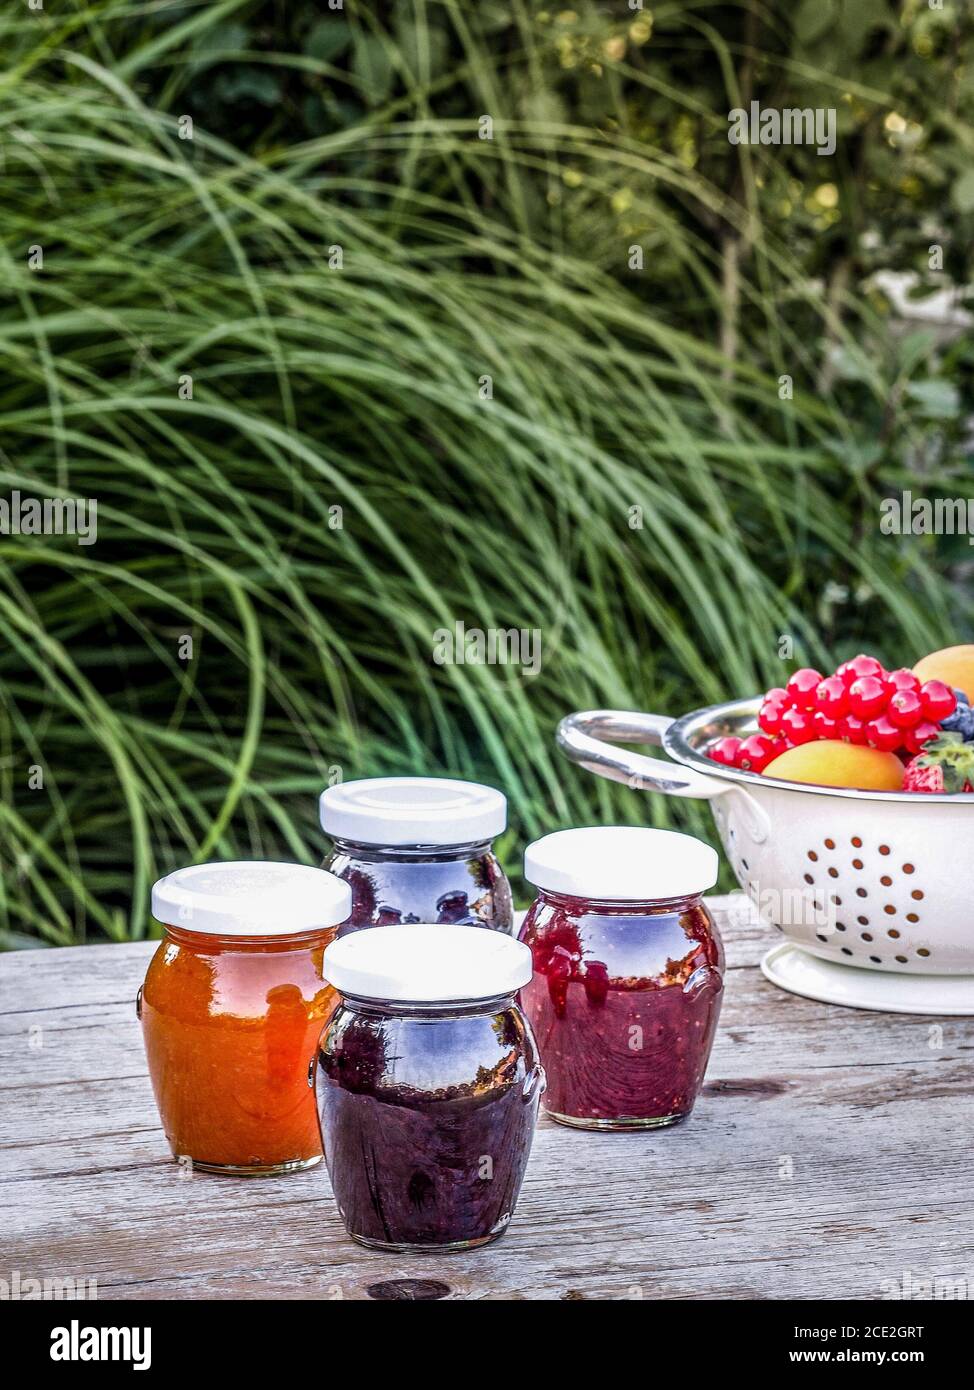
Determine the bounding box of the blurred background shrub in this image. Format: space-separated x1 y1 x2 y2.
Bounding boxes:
0 0 971 944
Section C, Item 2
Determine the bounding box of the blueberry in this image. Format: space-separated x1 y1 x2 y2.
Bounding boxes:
940 707 969 732
952 688 970 708
955 713 974 742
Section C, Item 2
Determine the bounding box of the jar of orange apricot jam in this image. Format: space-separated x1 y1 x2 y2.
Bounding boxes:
140 862 351 1175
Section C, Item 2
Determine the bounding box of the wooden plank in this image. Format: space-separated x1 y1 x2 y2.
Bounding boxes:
1 897 972 1301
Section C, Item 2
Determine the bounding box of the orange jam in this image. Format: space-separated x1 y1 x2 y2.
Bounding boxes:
141 924 337 1174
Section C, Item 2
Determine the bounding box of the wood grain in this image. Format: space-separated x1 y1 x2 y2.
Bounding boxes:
1 894 972 1301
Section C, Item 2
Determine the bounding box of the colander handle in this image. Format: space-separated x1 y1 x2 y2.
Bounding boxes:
556 710 730 800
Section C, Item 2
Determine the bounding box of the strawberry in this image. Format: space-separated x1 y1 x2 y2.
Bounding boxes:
903 732 974 794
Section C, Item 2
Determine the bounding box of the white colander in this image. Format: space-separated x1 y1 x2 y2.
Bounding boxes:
558 705 974 1015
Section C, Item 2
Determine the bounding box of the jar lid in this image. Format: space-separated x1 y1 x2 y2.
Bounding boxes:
319 777 506 847
150 862 352 936
322 924 531 1002
523 826 719 901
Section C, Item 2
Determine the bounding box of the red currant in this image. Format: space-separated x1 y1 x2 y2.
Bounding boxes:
919 679 957 723
887 689 925 730
865 714 903 752
848 675 889 721
737 734 777 772
757 689 790 736
836 654 885 687
709 736 742 767
886 668 921 695
815 674 849 720
786 668 824 710
812 710 840 740
840 715 868 745
904 720 940 755
779 707 817 745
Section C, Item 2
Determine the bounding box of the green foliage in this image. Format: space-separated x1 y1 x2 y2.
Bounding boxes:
0 1 971 946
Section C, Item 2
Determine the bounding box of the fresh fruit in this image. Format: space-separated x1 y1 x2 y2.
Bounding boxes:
864 714 903 751
913 645 974 704
940 695 974 741
918 679 957 723
786 668 824 710
757 688 790 735
840 714 868 745
903 720 941 755
812 710 840 740
815 674 849 720
886 668 921 695
779 707 817 744
707 649 972 777
737 734 778 772
902 732 974 794
887 690 925 729
709 737 742 767
762 740 905 791
848 675 888 721
836 654 885 686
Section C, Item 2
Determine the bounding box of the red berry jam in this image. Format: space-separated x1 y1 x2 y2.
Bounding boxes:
316 926 542 1252
518 828 723 1130
320 778 513 934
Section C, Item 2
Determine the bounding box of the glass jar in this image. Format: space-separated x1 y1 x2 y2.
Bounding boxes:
140 861 351 1175
320 777 513 934
518 827 723 1131
315 924 544 1252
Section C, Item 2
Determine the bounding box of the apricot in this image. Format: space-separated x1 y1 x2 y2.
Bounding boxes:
763 740 904 791
913 644 974 704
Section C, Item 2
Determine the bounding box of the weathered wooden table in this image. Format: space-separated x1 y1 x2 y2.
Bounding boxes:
2 896 971 1301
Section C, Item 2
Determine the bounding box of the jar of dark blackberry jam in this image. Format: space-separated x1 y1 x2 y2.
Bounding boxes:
518 827 723 1131
319 777 513 935
315 924 544 1253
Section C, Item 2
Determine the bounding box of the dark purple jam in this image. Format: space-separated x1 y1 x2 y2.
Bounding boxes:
518 892 723 1129
316 995 543 1250
323 839 513 935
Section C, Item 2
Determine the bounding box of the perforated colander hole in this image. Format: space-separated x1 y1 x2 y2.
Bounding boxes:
869 956 882 964
841 947 852 956
917 948 931 958
911 889 924 900
879 845 891 856
852 858 864 870
907 912 920 923
857 915 869 926
804 874 814 885
816 933 829 943
851 836 862 847
903 863 915 875
861 932 873 942
856 887 868 898
883 905 896 915
807 850 818 862
895 955 908 964
835 922 847 932
828 867 839 879
880 875 892 886
887 929 900 939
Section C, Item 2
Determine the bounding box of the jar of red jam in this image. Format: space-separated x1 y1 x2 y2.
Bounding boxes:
315 924 544 1251
320 777 513 934
518 827 723 1131
140 862 351 1175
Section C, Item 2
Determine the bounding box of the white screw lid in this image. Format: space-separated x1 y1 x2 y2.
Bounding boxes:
151 861 352 936
319 777 506 847
523 826 719 902
322 924 531 1003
